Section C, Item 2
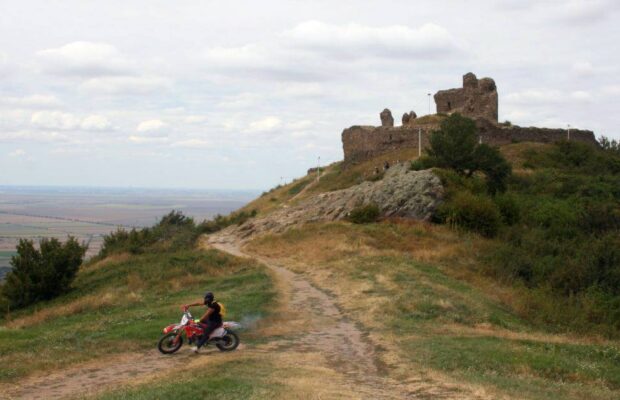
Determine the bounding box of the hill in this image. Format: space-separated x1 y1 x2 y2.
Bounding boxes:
0 140 619 399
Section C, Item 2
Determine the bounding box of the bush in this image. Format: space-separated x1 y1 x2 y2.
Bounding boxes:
494 194 520 225
410 156 435 171
436 191 501 237
347 203 380 224
1 237 87 310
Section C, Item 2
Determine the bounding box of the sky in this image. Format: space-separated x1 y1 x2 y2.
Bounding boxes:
1 0 619 190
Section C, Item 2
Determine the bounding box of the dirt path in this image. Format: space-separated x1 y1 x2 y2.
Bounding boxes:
2 231 478 400
207 232 474 399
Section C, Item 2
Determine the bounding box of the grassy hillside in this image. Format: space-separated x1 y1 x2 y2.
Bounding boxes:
0 248 274 382
247 221 619 400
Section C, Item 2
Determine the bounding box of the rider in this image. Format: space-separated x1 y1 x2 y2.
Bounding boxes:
182 291 223 353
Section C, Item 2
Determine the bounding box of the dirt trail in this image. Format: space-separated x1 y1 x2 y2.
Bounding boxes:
2 231 480 400
208 232 476 399
1 350 193 400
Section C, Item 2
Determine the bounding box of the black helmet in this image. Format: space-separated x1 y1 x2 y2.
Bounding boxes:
204 291 214 304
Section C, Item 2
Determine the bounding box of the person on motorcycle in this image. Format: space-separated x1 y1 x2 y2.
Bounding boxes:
182 291 223 353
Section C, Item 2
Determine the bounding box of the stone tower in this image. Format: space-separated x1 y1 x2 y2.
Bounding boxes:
433 72 498 123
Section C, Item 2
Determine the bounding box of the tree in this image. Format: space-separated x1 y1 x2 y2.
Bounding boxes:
1 237 87 310
427 113 512 193
427 113 478 175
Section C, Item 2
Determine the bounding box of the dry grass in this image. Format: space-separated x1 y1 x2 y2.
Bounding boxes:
5 291 123 329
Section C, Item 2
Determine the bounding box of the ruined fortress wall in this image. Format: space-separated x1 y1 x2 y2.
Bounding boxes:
342 125 432 165
342 122 597 166
478 123 597 147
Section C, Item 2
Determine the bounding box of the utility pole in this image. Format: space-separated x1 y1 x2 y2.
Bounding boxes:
567 124 571 141
317 156 321 181
418 128 422 157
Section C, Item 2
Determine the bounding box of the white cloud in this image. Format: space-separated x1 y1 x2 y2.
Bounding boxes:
286 120 313 130
37 41 133 77
31 111 80 130
0 130 69 143
8 149 26 157
572 61 595 76
570 90 592 102
128 135 169 144
504 89 564 104
184 115 209 124
80 75 172 94
247 116 282 133
0 94 62 109
81 115 111 130
137 119 166 132
171 139 212 148
283 20 462 59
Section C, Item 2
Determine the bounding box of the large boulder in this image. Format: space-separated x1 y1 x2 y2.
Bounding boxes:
215 164 444 241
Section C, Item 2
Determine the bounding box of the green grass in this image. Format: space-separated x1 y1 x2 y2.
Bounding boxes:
247 221 620 400
0 249 275 381
96 358 285 400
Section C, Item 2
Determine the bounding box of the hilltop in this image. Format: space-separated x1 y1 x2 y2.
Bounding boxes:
1 116 619 399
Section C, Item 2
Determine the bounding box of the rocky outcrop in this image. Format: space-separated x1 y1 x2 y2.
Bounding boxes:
380 108 394 127
220 164 443 240
434 72 498 122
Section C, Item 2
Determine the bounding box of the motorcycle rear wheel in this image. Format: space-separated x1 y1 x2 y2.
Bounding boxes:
216 331 239 352
158 332 183 354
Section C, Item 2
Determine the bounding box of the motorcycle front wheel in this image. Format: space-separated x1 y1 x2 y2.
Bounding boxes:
216 330 239 352
158 332 183 354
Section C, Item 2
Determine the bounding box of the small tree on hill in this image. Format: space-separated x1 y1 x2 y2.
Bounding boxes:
426 113 512 193
1 237 87 310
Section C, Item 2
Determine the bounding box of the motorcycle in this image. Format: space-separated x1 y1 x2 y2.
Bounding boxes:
157 308 240 354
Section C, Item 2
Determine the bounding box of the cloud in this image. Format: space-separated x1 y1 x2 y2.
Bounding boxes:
8 149 26 157
0 130 69 143
31 111 80 130
570 90 592 102
37 41 134 77
284 20 463 59
246 116 282 133
203 21 462 83
137 119 166 132
80 75 172 94
80 115 111 130
170 139 212 148
128 135 169 144
572 61 595 76
0 94 62 109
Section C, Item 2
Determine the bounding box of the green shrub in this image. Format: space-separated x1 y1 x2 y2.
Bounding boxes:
494 194 520 225
436 191 501 237
410 156 435 171
1 237 87 310
347 203 380 224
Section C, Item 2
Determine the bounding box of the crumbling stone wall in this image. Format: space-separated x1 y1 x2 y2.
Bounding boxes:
342 125 432 165
434 72 498 122
342 119 597 166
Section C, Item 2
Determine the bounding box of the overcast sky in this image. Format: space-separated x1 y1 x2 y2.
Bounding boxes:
1 0 619 190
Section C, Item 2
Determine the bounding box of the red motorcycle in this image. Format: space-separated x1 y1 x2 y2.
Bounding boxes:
157 309 240 354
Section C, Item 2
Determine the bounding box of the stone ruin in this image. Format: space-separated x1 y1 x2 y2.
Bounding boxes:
340 72 597 166
434 72 498 122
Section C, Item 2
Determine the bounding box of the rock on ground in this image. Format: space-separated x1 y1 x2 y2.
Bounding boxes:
225 164 444 240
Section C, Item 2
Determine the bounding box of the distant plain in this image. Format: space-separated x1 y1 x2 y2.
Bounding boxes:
0 186 255 275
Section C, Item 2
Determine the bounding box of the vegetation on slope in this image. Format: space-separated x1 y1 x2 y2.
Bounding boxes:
247 221 620 400
0 211 274 384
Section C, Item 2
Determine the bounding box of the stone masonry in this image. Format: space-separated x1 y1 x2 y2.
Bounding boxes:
434 72 498 122
341 72 598 166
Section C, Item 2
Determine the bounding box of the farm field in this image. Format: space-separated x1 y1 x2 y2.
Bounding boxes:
0 185 254 263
